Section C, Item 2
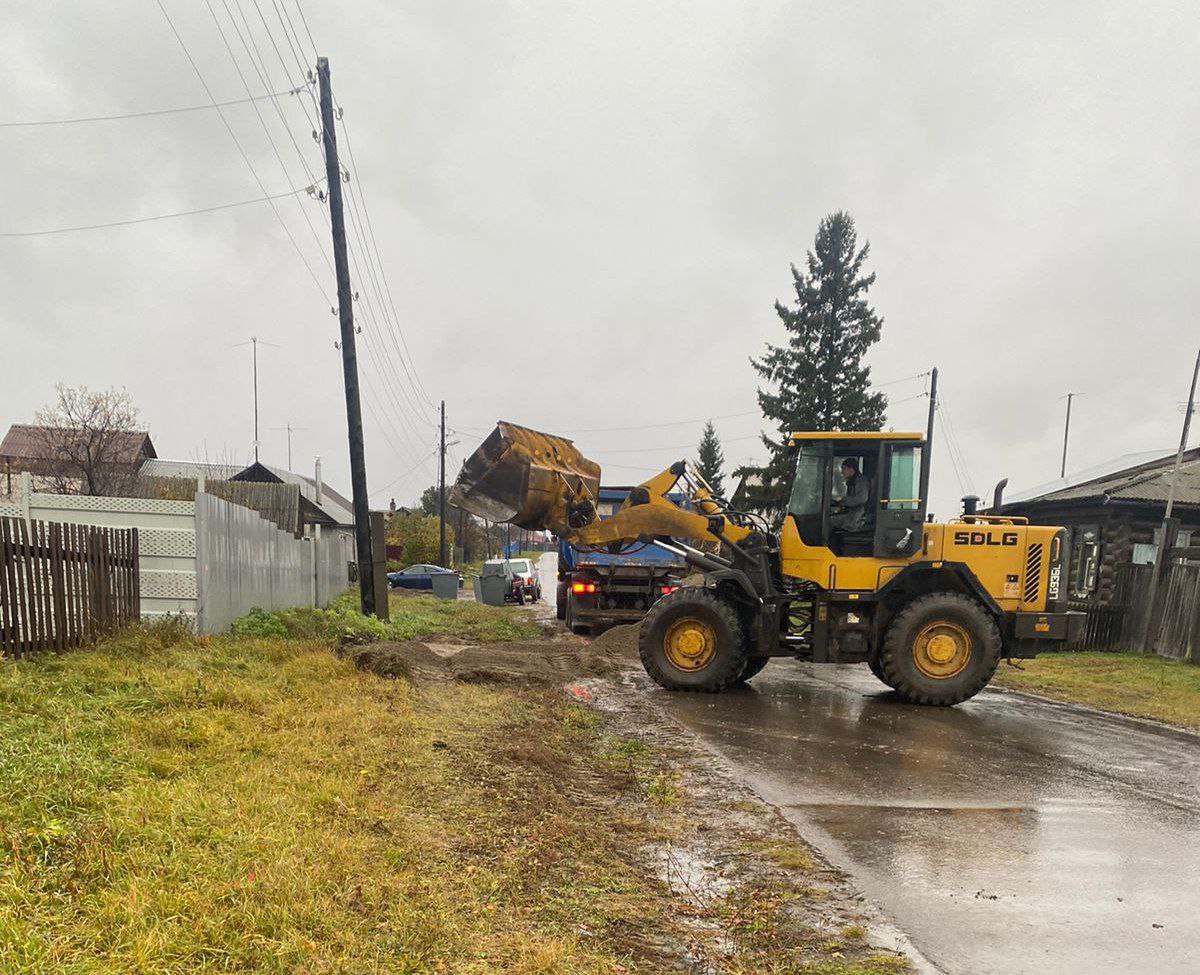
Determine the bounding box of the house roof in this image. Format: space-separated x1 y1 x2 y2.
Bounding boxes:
1 424 156 465
141 458 355 525
132 475 334 535
1003 447 1200 510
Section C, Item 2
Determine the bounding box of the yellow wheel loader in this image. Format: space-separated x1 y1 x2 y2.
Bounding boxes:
449 393 1084 706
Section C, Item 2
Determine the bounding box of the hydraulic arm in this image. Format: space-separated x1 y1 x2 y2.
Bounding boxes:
448 421 753 550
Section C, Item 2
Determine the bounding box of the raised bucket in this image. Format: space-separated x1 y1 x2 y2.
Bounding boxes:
448 422 601 532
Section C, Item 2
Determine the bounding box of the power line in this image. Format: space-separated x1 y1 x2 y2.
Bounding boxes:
0 87 306 127
205 0 333 274
369 448 439 499
0 184 320 238
245 2 435 435
564 409 759 434
587 433 763 455
290 0 320 55
155 0 327 296
336 116 436 409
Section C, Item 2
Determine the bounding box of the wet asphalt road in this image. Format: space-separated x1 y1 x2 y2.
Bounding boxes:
651 661 1200 975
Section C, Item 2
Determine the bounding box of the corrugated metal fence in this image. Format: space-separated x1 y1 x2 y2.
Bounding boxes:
0 516 139 657
194 492 353 633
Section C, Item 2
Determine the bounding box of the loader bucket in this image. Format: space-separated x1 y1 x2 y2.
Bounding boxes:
449 422 601 532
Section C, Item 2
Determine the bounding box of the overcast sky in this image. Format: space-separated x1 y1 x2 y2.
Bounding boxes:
2 0 1197 517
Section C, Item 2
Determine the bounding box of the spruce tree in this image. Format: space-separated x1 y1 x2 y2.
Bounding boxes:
694 420 726 497
737 211 887 515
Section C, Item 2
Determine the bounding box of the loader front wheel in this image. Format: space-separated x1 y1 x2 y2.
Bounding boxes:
880 592 1000 706
867 655 894 688
639 588 747 692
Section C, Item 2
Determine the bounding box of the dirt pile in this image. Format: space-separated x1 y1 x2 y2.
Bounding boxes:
344 623 642 686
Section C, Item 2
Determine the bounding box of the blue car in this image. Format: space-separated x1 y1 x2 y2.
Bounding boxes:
387 564 458 590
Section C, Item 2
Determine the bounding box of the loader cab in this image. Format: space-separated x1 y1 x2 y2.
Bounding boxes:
786 432 927 559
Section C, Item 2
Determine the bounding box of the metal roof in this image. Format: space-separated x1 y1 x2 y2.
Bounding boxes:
142 458 354 525
1 424 156 465
1004 447 1200 509
787 431 924 443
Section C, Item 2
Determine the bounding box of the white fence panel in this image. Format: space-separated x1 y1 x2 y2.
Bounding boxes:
4 477 351 634
194 493 351 634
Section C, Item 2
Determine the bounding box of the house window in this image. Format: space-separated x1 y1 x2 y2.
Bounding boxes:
1132 527 1193 565
1070 525 1100 596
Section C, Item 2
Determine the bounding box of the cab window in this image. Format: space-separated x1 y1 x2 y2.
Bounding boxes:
788 450 824 517
884 446 922 510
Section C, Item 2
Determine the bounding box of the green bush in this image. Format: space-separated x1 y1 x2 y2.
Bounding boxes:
230 607 289 639
230 590 539 646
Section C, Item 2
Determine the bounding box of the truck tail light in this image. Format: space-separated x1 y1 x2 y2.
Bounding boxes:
571 581 597 594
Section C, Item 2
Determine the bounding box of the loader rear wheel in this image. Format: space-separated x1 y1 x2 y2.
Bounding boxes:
880 592 1000 706
639 588 747 692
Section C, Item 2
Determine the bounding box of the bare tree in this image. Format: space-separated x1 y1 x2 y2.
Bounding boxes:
32 385 144 496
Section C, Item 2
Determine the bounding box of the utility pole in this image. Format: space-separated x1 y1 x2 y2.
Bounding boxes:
318 56 374 616
1164 349 1200 522
1140 346 1200 651
1060 392 1078 479
438 400 447 567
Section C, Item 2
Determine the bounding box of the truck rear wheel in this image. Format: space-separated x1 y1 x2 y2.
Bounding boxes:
565 591 589 635
639 588 747 692
555 582 567 620
880 592 1001 706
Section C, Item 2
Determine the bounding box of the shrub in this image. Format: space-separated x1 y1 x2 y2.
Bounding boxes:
231 608 289 639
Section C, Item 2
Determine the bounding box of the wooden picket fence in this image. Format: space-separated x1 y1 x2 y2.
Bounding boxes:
0 516 139 657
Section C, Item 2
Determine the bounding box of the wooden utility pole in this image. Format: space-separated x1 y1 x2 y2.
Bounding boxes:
318 56 375 616
1140 346 1200 652
1060 392 1077 479
438 400 447 568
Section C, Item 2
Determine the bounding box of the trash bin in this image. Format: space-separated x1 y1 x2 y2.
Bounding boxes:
430 573 459 601
477 561 512 606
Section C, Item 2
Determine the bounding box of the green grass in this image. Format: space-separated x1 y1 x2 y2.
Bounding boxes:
232 590 540 646
0 615 905 974
0 625 668 973
991 652 1200 730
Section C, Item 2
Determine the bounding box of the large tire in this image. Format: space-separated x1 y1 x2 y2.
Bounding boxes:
565 591 589 635
867 655 894 688
639 588 748 692
880 592 1001 706
555 582 567 620
737 656 772 684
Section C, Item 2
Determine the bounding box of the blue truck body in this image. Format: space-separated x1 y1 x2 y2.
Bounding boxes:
556 487 687 631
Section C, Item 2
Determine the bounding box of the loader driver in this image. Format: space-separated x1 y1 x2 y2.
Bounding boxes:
831 457 870 533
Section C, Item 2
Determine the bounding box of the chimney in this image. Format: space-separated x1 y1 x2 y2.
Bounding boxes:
314 456 323 504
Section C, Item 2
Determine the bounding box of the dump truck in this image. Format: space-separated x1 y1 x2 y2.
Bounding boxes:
449 393 1085 706
557 486 687 634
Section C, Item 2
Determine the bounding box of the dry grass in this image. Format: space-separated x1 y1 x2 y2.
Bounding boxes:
991 652 1200 730
0 627 666 973
0 621 906 974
